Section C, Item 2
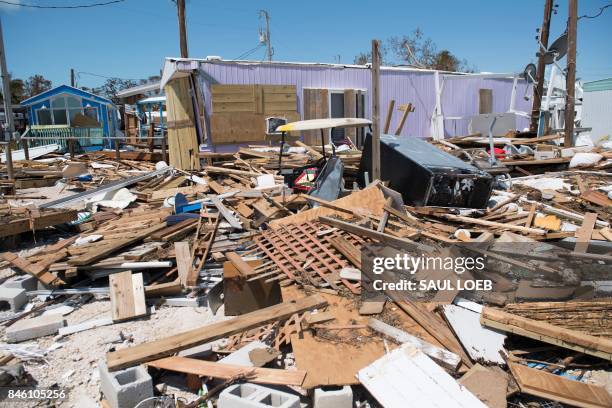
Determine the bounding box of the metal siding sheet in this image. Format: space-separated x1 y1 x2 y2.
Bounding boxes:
199 62 525 142
582 89 612 142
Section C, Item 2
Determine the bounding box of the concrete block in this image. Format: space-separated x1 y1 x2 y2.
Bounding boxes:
0 287 27 312
98 360 153 408
218 383 300 408
219 341 268 367
3 275 38 291
5 314 65 342
313 386 353 408
178 343 213 359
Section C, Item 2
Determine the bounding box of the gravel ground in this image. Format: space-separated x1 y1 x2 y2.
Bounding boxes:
0 298 228 407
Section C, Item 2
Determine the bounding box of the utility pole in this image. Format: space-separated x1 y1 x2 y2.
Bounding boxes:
529 0 554 133
70 68 75 87
371 39 381 181
564 0 577 147
0 17 14 180
259 10 272 62
177 0 189 58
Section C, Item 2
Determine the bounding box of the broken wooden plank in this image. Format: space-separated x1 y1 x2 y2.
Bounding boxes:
508 362 612 408
481 307 612 361
226 252 256 277
174 242 192 287
459 364 509 408
69 223 167 266
319 216 428 251
368 318 461 371
147 356 306 386
106 294 328 371
575 212 598 253
109 271 147 322
0 252 64 286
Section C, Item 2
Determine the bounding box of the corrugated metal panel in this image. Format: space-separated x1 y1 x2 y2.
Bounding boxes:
199 62 528 140
582 89 612 142
583 78 612 92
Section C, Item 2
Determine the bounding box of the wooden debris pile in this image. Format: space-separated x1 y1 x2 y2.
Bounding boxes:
0 143 610 408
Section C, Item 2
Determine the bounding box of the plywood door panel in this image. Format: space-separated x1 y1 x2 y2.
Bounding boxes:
165 77 200 170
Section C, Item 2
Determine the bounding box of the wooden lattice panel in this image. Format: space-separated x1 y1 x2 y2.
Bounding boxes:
254 221 368 294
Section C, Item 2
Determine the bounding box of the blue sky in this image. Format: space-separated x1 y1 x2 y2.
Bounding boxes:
2 0 611 89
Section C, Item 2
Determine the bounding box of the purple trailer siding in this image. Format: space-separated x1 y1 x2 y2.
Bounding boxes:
198 61 531 140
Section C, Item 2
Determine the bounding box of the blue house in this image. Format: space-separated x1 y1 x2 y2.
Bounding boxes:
20 85 118 150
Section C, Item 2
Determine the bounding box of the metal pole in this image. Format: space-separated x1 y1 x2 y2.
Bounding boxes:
177 0 189 58
564 0 578 147
370 39 381 181
70 68 75 87
0 17 14 180
529 0 553 133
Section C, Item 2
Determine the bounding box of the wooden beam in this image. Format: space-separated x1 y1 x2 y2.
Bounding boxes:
210 196 242 229
371 39 381 181
383 99 395 133
147 356 306 386
319 216 430 252
106 295 328 371
509 362 612 408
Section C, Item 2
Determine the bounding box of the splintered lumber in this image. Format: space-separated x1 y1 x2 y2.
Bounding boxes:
1 252 64 286
328 236 362 269
0 209 78 238
226 252 256 277
574 212 598 253
357 345 486 408
109 271 147 322
147 356 306 386
504 300 612 337
69 223 167 266
481 307 612 361
174 242 192 287
106 294 328 370
319 216 428 252
443 213 546 235
210 196 242 229
508 362 612 408
368 318 461 371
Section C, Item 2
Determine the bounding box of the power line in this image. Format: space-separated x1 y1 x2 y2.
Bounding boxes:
234 44 263 60
77 71 140 81
578 2 612 19
0 0 125 9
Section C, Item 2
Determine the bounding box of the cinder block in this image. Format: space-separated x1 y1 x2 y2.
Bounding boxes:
99 360 153 408
313 386 353 408
0 287 27 312
219 383 300 408
3 275 38 291
219 341 268 367
5 314 65 342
